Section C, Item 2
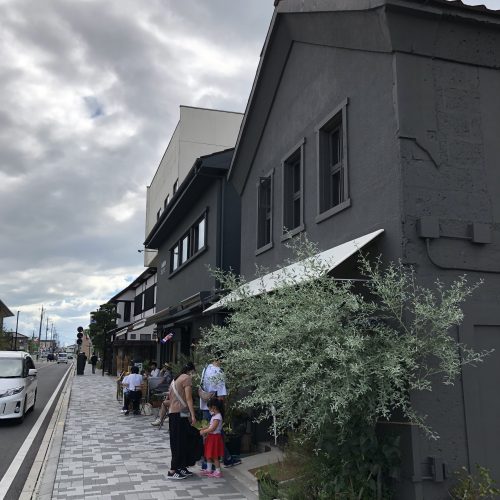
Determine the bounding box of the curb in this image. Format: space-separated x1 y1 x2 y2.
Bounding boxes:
18 367 74 500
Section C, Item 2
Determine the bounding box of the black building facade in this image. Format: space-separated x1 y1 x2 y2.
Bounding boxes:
228 1 500 498
144 148 241 364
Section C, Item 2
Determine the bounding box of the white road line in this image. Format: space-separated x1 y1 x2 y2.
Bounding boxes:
0 366 72 499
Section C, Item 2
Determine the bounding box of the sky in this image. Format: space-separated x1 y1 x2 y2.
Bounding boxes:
1 0 499 347
0 0 274 346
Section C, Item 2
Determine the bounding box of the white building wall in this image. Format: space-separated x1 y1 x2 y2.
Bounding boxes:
144 106 243 267
114 290 135 328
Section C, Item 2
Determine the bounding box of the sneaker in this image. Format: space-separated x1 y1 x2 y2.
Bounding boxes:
200 469 212 476
167 470 186 480
209 470 222 478
224 458 242 467
179 468 193 476
150 419 161 426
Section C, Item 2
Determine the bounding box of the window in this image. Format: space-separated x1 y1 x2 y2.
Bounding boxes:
173 179 178 194
317 99 350 221
181 234 190 264
171 243 180 271
144 285 155 311
140 334 150 341
169 212 208 273
193 216 206 252
134 293 143 315
282 141 304 237
26 357 35 371
130 333 136 340
164 194 170 209
257 173 273 250
124 302 131 323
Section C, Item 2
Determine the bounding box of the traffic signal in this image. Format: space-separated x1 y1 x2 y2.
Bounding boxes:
77 326 83 345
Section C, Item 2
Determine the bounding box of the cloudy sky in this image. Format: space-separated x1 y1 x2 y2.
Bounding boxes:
0 0 274 346
1 0 499 347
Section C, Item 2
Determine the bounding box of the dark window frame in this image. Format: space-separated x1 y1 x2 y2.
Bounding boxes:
193 215 206 253
169 209 208 275
281 138 305 241
180 232 190 265
144 285 156 311
315 98 350 223
171 243 180 272
134 293 144 316
255 168 274 255
123 301 131 323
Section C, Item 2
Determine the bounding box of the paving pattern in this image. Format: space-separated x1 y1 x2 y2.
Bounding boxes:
51 372 254 499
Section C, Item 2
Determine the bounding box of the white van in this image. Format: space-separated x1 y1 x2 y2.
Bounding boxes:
57 352 68 364
0 351 38 421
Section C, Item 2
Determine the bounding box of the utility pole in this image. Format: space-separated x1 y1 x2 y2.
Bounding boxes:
37 306 44 359
13 311 19 351
45 317 49 352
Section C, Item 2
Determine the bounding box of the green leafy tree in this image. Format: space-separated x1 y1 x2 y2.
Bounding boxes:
0 326 13 350
450 464 500 500
88 303 119 352
200 238 489 497
200 237 487 441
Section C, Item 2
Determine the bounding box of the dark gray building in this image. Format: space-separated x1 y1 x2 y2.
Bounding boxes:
144 148 240 363
227 1 500 498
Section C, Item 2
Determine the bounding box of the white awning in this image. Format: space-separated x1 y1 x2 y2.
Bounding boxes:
204 229 384 313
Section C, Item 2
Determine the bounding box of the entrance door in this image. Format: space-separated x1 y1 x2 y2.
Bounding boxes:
460 306 500 482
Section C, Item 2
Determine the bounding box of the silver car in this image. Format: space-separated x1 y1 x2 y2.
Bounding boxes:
0 351 37 421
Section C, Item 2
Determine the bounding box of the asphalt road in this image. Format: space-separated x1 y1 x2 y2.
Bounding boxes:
0 360 72 500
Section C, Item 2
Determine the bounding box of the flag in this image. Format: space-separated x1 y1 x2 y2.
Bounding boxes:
161 332 174 343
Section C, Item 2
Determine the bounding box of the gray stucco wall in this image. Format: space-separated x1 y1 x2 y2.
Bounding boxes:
240 40 402 277
156 181 220 311
232 3 500 499
395 48 500 497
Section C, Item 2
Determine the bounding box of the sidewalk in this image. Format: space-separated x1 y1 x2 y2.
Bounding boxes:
36 370 281 500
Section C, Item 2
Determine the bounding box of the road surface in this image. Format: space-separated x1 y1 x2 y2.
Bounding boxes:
0 360 71 499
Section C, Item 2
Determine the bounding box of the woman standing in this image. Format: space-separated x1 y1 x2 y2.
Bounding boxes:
167 362 197 480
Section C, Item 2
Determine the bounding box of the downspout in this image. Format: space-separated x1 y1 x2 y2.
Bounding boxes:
216 176 224 276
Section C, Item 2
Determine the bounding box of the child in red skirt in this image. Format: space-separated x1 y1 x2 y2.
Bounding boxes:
199 398 225 478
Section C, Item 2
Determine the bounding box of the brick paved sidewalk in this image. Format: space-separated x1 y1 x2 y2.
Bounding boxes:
49 371 256 500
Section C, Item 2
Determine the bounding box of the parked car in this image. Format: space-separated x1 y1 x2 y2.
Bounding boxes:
67 353 73 360
57 352 68 364
0 351 37 421
47 353 55 361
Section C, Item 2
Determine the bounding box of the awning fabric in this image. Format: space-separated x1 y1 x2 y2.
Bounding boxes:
204 229 384 313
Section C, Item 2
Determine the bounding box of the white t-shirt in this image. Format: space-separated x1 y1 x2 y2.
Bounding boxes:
199 364 227 411
150 368 160 377
126 373 143 391
209 413 223 434
122 375 130 393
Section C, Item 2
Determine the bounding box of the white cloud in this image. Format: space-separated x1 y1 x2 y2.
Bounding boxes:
0 0 273 346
